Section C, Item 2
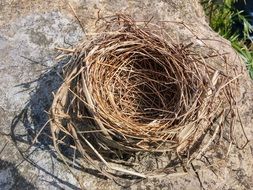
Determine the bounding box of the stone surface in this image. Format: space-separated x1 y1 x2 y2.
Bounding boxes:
0 0 253 189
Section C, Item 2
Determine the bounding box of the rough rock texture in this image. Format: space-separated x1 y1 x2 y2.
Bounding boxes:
0 0 253 189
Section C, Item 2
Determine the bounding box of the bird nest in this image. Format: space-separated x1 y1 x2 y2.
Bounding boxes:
50 14 239 178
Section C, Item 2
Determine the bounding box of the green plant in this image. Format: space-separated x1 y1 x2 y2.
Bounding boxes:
201 0 253 78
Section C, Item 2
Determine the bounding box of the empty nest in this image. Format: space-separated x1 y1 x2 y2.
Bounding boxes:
50 14 240 178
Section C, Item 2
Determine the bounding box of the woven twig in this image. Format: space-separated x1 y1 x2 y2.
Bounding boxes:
49 14 240 178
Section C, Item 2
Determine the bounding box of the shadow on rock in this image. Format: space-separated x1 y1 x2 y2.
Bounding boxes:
0 159 36 190
9 58 109 189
